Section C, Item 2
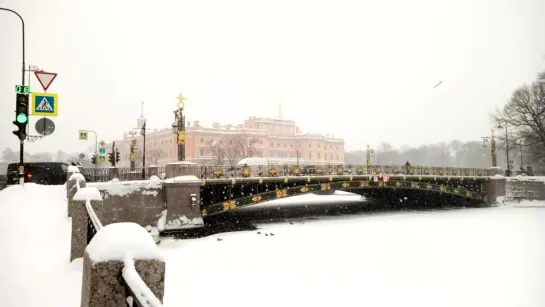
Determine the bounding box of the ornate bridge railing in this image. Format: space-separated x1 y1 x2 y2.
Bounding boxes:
82 164 490 181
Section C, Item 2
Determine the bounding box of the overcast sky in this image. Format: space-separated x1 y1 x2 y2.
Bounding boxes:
1 0 545 153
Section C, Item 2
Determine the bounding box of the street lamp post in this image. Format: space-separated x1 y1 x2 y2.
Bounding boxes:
171 93 187 161
480 128 497 167
137 116 147 179
497 122 511 176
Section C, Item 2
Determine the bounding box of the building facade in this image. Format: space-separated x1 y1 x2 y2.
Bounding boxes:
108 116 345 167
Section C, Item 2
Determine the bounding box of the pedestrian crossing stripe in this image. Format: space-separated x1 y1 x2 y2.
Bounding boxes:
31 92 58 116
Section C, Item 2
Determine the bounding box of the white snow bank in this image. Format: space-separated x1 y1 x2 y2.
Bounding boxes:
69 173 85 182
73 187 102 201
239 190 366 210
165 215 204 230
67 165 80 173
508 176 545 183
88 179 162 197
163 175 201 183
0 184 81 306
86 222 164 262
167 161 196 165
157 210 167 232
122 254 163 307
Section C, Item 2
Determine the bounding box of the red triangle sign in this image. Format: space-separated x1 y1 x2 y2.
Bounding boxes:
34 71 58 91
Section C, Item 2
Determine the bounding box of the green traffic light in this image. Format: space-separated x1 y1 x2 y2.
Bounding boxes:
16 113 28 124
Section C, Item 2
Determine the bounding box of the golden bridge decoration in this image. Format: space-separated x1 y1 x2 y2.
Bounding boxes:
177 131 186 145
276 190 288 198
252 195 262 202
223 200 236 211
342 182 350 188
176 93 187 110
213 168 224 178
356 167 364 175
268 167 278 177
201 209 208 217
321 183 331 191
336 166 344 175
241 166 251 177
291 166 301 175
315 167 323 175
440 185 447 193
300 186 309 193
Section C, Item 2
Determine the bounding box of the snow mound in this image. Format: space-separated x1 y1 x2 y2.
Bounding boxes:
73 187 102 201
86 222 164 262
163 175 201 183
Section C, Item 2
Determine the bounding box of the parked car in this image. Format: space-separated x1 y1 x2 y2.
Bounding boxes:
7 162 70 185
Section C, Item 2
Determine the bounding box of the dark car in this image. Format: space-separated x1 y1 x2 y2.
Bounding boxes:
7 162 70 185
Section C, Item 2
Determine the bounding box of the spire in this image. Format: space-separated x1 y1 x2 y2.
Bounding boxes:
277 99 283 120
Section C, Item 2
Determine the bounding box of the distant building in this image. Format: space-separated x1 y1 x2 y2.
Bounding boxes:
107 104 344 166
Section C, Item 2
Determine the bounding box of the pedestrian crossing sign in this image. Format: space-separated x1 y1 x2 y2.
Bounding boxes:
79 130 88 140
31 92 58 116
98 155 106 163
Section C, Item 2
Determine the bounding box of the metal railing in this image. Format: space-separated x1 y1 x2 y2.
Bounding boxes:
81 164 491 181
80 167 166 183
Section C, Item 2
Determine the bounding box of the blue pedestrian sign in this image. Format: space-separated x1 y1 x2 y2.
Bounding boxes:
31 92 58 116
99 147 106 154
98 155 106 163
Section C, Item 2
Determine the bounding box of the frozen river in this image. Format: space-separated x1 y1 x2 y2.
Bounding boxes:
161 200 545 307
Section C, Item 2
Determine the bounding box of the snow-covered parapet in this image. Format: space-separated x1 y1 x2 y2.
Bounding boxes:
86 222 164 262
163 175 201 184
89 179 162 198
74 187 102 202
81 223 165 307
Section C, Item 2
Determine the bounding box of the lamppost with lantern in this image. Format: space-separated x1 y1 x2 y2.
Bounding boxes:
171 93 187 161
136 102 147 179
497 121 512 176
480 128 497 167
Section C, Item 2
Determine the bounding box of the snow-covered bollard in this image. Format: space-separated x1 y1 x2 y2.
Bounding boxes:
148 165 159 177
81 223 165 307
70 187 103 262
67 173 87 218
108 167 120 181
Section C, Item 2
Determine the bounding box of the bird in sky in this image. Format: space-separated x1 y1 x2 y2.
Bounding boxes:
433 80 443 88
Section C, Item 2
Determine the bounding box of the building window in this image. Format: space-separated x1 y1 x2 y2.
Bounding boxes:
290 144 293 148
318 152 321 159
270 142 274 147
309 152 312 159
200 138 204 143
200 148 204 156
284 143 287 147
318 144 320 148
260 140 263 144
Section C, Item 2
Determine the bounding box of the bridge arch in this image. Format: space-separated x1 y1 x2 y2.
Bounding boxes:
200 179 485 217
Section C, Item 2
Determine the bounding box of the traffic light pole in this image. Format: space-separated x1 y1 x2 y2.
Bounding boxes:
1 8 27 185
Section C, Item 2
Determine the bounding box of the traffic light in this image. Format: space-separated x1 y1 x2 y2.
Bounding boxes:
12 93 29 139
115 150 120 163
108 152 114 166
91 154 96 165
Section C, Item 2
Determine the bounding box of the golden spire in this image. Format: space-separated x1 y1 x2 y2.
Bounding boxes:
176 93 187 110
277 99 283 120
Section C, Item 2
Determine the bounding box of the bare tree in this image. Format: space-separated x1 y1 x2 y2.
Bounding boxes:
492 70 545 165
235 133 262 158
207 133 262 165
